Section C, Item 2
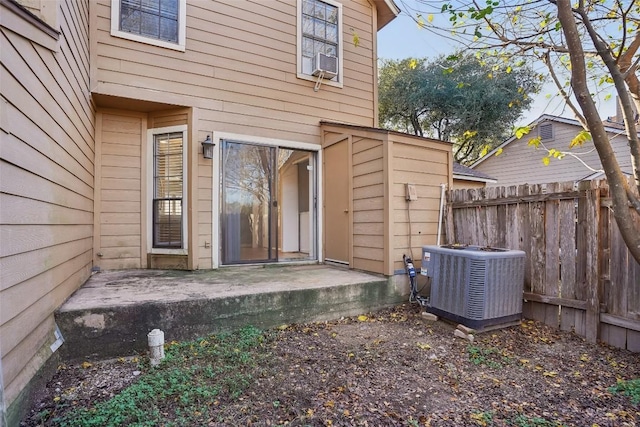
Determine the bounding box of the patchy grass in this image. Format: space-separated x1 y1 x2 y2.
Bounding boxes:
25 306 640 427
609 378 640 405
50 326 267 427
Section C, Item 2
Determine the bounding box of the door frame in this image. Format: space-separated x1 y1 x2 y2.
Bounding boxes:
210 132 323 268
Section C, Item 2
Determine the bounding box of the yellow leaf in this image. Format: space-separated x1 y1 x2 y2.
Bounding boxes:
278 324 289 330
495 147 503 156
352 32 360 48
527 136 541 148
543 371 558 377
416 342 431 350
53 396 61 402
81 361 92 369
409 59 418 70
357 315 368 322
514 126 531 139
348 352 355 358
569 130 592 148
307 408 314 417
480 145 490 157
542 156 550 166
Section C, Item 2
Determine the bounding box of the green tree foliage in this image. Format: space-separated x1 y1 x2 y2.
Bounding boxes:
378 53 540 164
403 0 640 263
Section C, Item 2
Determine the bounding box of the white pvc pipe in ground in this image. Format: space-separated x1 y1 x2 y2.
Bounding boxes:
148 329 165 366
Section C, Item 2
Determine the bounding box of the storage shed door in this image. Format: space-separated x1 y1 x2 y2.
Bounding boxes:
323 139 349 265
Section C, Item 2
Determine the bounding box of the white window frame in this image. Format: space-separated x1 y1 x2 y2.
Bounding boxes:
147 125 188 254
110 0 187 52
296 0 344 88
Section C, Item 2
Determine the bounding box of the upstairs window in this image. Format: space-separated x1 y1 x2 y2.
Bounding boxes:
111 0 186 51
298 0 343 86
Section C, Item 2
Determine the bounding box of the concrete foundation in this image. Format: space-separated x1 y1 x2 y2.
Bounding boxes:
55 265 406 361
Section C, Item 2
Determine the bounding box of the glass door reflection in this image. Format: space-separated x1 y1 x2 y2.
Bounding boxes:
221 141 276 264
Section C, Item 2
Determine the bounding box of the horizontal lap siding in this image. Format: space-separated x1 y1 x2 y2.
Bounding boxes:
352 138 384 274
93 0 377 143
392 141 450 272
97 112 144 269
475 121 633 186
0 0 94 409
92 0 378 273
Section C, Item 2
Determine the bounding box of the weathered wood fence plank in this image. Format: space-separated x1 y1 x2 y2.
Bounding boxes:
446 178 639 352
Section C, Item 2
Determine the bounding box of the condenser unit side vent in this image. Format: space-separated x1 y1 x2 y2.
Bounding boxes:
422 245 525 330
467 259 486 319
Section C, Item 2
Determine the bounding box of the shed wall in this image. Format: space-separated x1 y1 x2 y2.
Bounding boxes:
391 139 451 272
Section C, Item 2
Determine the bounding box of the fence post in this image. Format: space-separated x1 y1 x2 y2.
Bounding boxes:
581 180 601 343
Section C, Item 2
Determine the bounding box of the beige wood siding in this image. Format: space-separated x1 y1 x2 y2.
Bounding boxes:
95 111 145 269
391 138 451 273
322 124 453 276
352 137 384 274
475 121 633 186
91 0 377 145
95 109 194 270
1 0 94 410
452 179 486 190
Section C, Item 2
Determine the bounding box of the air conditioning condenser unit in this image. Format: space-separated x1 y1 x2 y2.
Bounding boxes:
422 245 525 330
312 53 338 79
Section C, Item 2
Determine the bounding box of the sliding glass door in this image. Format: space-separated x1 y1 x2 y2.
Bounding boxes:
221 142 276 263
221 141 316 265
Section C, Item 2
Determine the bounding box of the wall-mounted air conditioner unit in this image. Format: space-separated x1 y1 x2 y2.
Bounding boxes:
312 53 338 79
422 245 525 330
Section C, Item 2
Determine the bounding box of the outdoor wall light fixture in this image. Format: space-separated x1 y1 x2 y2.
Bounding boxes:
201 134 215 159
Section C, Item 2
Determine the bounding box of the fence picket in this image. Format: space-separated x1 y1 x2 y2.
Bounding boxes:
445 177 639 351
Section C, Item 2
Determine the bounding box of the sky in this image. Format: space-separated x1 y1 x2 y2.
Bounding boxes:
375 1 619 126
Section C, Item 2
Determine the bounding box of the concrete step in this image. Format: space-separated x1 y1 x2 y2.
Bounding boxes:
55 266 405 361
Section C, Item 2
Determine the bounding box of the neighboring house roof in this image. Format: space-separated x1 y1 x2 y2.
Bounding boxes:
577 169 633 182
453 162 496 184
373 0 400 29
470 114 636 168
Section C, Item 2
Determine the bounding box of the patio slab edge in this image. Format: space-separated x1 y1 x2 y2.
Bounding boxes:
55 278 403 362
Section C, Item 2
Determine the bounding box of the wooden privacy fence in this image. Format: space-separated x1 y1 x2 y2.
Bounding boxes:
445 178 640 352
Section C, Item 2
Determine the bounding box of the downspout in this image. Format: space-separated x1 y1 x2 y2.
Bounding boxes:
436 183 446 246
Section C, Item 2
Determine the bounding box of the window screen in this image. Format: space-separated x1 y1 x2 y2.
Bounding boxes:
120 0 179 43
153 132 183 248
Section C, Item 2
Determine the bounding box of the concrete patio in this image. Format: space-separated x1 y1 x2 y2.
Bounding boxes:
55 265 407 361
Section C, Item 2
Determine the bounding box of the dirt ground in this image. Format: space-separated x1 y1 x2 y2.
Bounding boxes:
23 304 640 426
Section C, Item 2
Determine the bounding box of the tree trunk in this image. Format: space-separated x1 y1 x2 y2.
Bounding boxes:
556 0 640 264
